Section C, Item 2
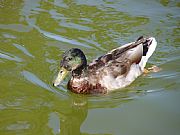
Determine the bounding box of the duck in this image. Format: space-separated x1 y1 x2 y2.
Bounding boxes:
53 36 157 94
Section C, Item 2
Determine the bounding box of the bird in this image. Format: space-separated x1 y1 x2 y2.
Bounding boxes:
53 36 157 94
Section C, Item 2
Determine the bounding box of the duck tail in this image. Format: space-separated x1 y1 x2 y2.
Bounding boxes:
139 37 157 70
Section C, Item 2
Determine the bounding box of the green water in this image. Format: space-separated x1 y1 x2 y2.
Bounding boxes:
0 0 180 135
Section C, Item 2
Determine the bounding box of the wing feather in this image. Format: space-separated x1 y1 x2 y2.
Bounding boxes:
88 38 145 71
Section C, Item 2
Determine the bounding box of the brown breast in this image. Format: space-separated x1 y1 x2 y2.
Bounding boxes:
67 77 107 94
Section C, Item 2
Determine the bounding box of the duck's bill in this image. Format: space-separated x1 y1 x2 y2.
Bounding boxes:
53 67 69 87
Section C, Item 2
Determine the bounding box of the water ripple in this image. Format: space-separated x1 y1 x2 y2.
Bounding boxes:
0 51 23 62
13 43 35 58
21 70 69 98
40 30 92 48
22 70 53 92
0 24 32 32
59 21 94 31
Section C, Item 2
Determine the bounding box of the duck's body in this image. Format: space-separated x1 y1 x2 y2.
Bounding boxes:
54 36 157 94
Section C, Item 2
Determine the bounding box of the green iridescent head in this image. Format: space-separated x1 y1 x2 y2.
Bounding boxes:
53 48 87 87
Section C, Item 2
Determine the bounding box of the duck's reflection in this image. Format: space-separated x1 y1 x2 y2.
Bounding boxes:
59 95 88 135
47 94 87 135
49 94 113 135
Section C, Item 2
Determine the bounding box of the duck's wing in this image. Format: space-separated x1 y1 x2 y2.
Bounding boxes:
88 37 146 75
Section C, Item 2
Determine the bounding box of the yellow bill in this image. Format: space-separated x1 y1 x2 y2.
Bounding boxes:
53 67 69 87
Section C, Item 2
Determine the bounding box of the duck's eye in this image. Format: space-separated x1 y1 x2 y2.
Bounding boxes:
68 57 72 61
60 70 63 74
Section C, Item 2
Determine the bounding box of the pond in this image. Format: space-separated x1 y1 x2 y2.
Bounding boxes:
0 0 180 135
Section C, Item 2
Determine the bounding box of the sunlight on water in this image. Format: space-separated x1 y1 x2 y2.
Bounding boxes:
0 51 23 62
22 70 53 92
13 43 35 58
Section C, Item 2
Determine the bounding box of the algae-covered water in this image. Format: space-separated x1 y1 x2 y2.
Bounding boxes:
0 0 180 135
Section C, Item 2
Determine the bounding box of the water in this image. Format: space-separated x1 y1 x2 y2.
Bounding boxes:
0 0 180 135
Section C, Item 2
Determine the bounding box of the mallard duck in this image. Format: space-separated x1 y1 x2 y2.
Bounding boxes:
53 36 157 94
